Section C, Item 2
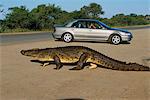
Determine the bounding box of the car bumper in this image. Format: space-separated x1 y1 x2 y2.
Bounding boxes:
52 32 62 39
122 34 133 41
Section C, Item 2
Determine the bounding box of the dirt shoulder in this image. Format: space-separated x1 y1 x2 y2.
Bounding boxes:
1 29 150 100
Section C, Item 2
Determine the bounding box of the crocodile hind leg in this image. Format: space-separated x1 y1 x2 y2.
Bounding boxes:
70 53 89 70
88 63 97 69
53 55 63 70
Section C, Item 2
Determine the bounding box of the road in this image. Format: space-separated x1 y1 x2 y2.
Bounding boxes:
0 32 53 44
0 26 150 44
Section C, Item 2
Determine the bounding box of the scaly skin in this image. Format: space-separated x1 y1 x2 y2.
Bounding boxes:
20 46 150 71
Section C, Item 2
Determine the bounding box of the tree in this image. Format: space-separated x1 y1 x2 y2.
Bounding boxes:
0 3 149 33
130 13 137 17
110 13 149 26
4 6 30 29
30 4 62 30
80 3 104 19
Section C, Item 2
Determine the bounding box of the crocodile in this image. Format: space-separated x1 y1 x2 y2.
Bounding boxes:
20 46 150 71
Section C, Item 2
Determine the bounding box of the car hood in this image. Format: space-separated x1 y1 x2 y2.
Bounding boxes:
110 28 130 33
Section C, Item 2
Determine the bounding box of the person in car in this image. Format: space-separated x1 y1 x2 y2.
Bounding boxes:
89 23 96 29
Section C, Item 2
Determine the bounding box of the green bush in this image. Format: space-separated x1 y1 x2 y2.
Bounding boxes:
0 3 149 33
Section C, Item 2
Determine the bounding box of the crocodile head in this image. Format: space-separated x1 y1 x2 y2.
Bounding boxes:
21 48 54 61
21 48 40 57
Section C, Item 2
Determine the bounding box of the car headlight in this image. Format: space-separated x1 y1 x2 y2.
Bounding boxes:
120 32 127 35
120 32 131 36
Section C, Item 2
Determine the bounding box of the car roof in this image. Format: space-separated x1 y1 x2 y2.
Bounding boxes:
75 19 99 22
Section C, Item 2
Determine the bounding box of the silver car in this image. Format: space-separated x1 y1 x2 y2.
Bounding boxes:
52 19 133 44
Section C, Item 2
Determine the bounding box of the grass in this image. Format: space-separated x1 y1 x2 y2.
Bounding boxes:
0 28 54 35
112 24 150 28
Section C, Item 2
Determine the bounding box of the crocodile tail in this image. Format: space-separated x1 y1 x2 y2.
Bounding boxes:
95 52 150 71
126 63 150 71
113 63 150 71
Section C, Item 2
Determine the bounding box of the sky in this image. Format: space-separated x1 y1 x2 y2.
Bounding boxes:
0 0 149 19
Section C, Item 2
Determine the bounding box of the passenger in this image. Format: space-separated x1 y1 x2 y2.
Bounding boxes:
89 23 96 29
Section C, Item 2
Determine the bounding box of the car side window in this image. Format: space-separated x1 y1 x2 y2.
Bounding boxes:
87 21 103 29
71 21 86 28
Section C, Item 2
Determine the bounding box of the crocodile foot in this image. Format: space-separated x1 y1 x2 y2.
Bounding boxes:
88 63 97 69
41 62 50 67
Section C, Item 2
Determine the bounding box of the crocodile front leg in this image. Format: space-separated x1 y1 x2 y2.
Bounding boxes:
53 55 63 70
41 62 50 67
70 53 89 70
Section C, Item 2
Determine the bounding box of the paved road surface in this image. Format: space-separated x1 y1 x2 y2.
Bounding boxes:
0 32 53 44
0 26 149 44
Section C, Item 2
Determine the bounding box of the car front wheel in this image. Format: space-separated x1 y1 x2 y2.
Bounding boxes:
110 34 121 45
62 33 73 43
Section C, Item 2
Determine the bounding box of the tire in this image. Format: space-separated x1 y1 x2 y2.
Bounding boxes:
62 33 73 43
109 34 121 45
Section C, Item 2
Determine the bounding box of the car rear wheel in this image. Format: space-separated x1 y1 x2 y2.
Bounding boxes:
62 33 73 43
110 34 121 45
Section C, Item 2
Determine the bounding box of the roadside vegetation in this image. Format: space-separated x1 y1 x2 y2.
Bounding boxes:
0 3 149 33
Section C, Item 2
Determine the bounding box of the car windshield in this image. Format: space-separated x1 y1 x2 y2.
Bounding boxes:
98 21 111 29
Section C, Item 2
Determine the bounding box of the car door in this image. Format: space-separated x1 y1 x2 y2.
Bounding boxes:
85 21 112 41
71 21 92 40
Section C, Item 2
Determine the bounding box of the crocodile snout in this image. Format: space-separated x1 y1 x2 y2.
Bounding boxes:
20 50 25 55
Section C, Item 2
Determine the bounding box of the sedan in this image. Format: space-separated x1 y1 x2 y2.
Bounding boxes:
52 19 133 44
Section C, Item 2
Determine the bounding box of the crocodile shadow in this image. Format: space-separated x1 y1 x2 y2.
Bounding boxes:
57 98 85 100
30 60 89 67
